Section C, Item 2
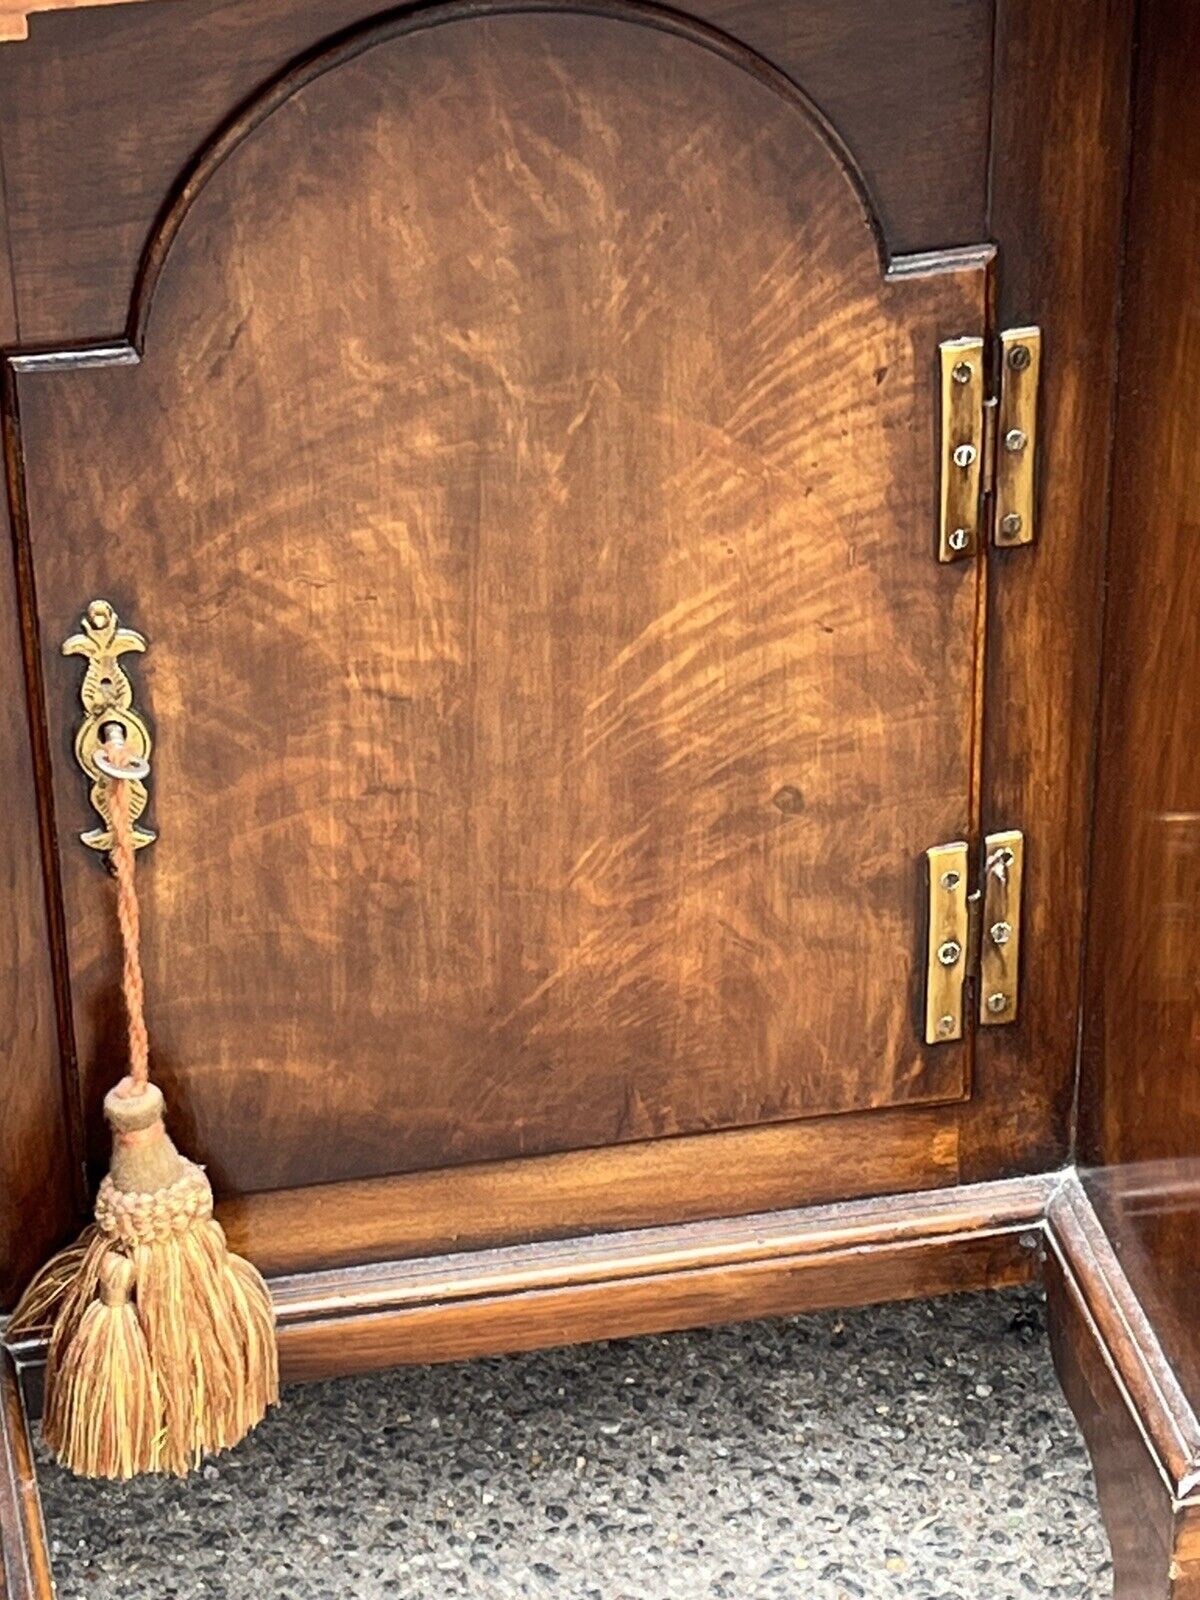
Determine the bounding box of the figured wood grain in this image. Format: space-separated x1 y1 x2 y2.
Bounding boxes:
13 9 987 1194
0 0 992 343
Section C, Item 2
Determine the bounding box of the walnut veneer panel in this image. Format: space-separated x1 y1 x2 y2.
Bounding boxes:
13 10 985 1193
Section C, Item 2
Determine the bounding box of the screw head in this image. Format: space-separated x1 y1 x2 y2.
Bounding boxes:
1000 512 1024 538
986 991 1009 1014
1004 428 1028 453
990 920 1013 946
948 527 971 553
939 869 961 891
937 939 963 967
936 1014 956 1038
1007 344 1032 371
951 361 973 385
953 443 977 468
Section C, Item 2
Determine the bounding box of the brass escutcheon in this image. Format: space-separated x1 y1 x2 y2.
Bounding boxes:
63 599 155 852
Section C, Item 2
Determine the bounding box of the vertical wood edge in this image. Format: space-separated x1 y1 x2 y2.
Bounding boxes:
1044 1170 1200 1596
0 1350 53 1600
0 149 84 1304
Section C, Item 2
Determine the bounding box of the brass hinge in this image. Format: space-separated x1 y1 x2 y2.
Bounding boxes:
924 830 1024 1044
938 327 1041 562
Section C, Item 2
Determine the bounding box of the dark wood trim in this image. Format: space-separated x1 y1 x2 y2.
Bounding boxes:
959 0 1136 1184
1047 1173 1200 1498
1045 1172 1200 1598
0 1351 52 1600
0 1 148 47
0 112 83 1309
266 1173 1050 1381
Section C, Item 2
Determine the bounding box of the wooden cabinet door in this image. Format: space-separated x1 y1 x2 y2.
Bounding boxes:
7 7 989 1201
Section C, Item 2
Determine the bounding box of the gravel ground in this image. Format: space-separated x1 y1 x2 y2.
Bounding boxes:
37 1284 1112 1599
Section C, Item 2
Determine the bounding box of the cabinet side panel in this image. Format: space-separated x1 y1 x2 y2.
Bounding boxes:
1079 0 1200 1425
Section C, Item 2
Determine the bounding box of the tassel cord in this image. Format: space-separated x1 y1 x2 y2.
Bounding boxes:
104 734 150 1092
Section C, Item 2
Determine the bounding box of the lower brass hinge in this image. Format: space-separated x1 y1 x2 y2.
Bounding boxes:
938 328 1041 561
924 830 1025 1044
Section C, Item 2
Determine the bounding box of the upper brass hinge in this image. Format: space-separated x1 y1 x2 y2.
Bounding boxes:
938 327 1041 562
924 830 1024 1045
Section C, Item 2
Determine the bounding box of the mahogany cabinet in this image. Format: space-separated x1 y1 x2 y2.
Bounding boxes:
0 1 1195 1595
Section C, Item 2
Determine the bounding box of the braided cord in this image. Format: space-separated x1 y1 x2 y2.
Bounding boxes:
105 739 150 1090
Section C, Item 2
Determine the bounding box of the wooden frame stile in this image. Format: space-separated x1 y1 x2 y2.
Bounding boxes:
0 1352 53 1600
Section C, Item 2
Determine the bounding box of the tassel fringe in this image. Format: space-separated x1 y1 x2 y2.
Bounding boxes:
5 1226 100 1340
43 1253 162 1481
9 1170 278 1479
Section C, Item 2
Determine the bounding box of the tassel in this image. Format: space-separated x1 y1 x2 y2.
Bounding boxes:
8 730 279 1477
42 1252 162 1480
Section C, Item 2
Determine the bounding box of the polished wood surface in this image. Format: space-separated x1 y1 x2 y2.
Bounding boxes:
0 1353 52 1600
12 7 987 1194
1045 1174 1200 1599
0 185 82 1307
1077 0 1200 1429
0 0 1140 1291
1046 1174 1200 1498
275 1238 1030 1378
219 1104 960 1277
0 0 991 342
958 0 1135 1185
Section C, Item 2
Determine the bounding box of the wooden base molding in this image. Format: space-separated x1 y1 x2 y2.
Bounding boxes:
3 1168 1199 1596
266 1173 1050 1381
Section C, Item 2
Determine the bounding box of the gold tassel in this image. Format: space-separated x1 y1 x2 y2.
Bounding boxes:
8 731 279 1478
42 1252 162 1481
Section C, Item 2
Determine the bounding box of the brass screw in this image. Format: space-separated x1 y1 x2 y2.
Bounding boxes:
1007 344 1032 371
953 443 977 468
987 991 1009 1014
952 361 973 385
937 1015 956 1038
940 870 961 891
1000 512 1023 538
1004 428 1028 453
990 920 1013 946
948 528 970 553
938 940 963 967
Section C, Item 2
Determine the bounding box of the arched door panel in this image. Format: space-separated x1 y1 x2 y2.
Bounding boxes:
14 8 987 1193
